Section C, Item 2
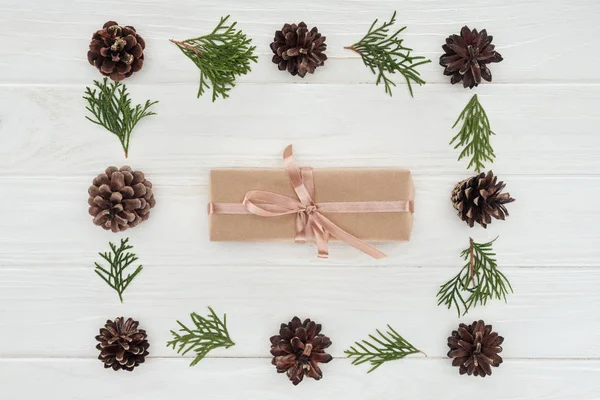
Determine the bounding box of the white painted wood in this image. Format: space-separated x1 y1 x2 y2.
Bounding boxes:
1 0 599 398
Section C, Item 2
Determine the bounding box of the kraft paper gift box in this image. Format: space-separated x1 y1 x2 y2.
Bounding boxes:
208 146 414 258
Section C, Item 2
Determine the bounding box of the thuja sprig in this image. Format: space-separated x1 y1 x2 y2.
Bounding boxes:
167 307 235 366
451 94 495 172
344 11 431 97
170 15 257 101
83 78 158 158
94 237 143 303
345 325 424 373
437 237 513 317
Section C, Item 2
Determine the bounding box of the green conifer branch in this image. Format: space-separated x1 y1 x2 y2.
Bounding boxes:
344 11 431 97
94 237 143 303
345 325 424 373
451 94 496 172
437 237 513 317
83 78 158 158
167 307 235 366
171 15 257 101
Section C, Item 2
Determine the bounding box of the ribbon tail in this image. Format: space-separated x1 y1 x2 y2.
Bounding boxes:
312 213 387 259
308 218 330 258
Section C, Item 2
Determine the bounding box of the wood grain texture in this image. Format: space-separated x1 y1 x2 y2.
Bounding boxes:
0 0 599 398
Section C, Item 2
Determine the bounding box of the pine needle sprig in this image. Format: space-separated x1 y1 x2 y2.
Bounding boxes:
170 15 257 101
83 78 158 158
345 325 424 373
344 11 431 97
94 237 143 303
451 94 496 172
437 237 513 317
167 307 235 366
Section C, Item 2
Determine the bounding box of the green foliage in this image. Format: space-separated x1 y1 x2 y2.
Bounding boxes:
94 237 143 303
83 78 158 158
167 307 235 366
345 11 430 97
451 94 496 172
344 325 422 373
437 237 513 317
171 15 257 101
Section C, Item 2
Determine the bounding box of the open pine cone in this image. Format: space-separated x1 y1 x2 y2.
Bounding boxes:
88 21 145 81
270 22 327 77
451 171 514 228
270 317 333 385
440 26 503 89
96 317 149 371
88 166 155 232
448 320 503 377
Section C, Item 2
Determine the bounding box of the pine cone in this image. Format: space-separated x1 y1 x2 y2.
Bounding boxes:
88 21 145 81
96 317 149 371
440 26 503 89
270 23 327 77
447 320 503 377
451 171 514 228
270 317 333 385
88 166 155 232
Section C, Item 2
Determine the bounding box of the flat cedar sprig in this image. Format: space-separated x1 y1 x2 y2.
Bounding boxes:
94 237 143 303
345 11 431 97
170 15 257 101
451 94 496 172
437 237 513 317
83 78 158 158
345 325 424 373
167 307 235 366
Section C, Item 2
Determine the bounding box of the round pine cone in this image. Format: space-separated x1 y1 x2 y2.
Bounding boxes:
270 22 327 77
96 317 149 371
451 171 514 228
440 26 503 89
88 166 155 232
270 317 333 385
88 21 145 81
448 320 503 377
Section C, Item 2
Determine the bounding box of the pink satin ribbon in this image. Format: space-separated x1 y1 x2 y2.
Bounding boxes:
208 145 414 259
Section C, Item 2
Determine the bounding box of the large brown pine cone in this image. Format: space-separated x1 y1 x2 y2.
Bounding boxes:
88 21 145 81
96 317 149 371
447 320 503 377
451 171 514 228
88 166 155 232
270 317 333 385
270 23 327 77
440 26 503 89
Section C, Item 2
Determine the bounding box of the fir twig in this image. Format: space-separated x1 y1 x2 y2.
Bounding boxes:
167 307 235 366
345 325 424 373
94 237 143 303
451 94 496 172
83 78 158 158
171 15 257 101
437 237 513 317
344 11 431 97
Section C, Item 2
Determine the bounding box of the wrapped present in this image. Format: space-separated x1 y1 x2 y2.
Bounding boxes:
208 145 414 259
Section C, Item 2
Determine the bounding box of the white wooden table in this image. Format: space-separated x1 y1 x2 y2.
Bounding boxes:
1 0 599 398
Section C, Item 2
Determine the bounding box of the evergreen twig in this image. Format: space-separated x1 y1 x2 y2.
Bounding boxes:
437 237 513 317
451 94 496 172
344 11 431 97
83 78 158 158
344 325 424 373
167 307 235 366
171 15 257 101
94 237 143 303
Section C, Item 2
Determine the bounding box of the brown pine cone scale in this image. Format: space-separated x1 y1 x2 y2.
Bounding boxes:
96 317 149 371
270 22 327 77
88 166 155 232
270 317 332 385
88 21 145 81
448 320 503 377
